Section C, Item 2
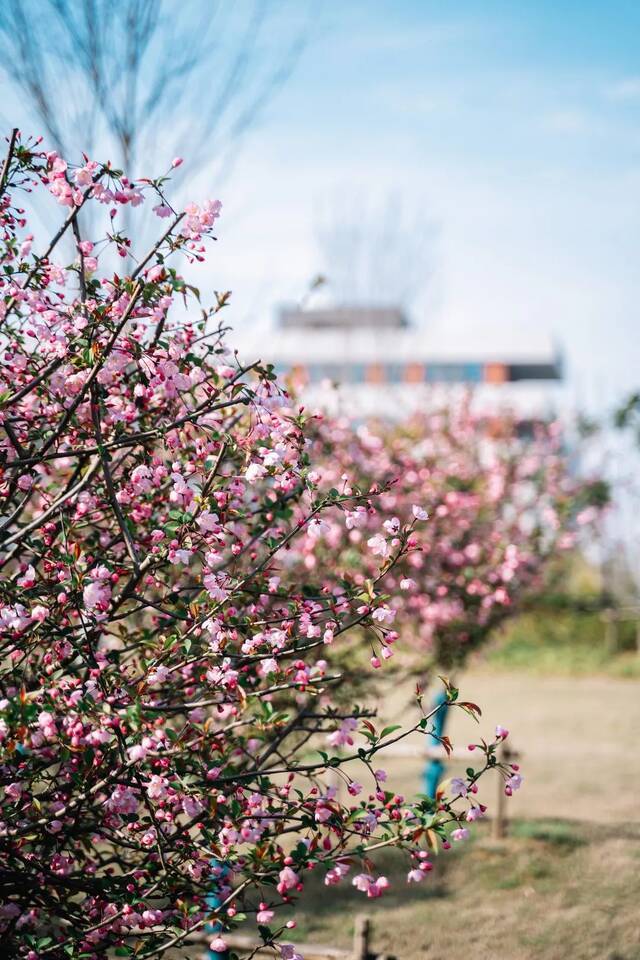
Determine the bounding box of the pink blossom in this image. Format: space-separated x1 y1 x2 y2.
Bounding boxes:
277 866 299 895
17 565 36 588
451 827 470 842
5 782 23 802
325 861 350 885
128 737 154 762
182 795 205 818
307 517 329 540
327 717 357 748
146 775 168 800
280 945 303 960
449 777 468 798
245 462 267 483
148 664 170 685
107 786 138 815
367 534 389 558
352 873 389 898
507 773 523 792
372 604 395 624
256 904 275 924
345 506 367 529
83 579 111 613
197 510 220 532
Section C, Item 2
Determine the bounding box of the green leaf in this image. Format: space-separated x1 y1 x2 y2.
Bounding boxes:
380 724 401 739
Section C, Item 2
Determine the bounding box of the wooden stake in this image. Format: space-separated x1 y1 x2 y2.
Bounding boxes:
352 915 370 960
603 608 618 652
492 743 508 840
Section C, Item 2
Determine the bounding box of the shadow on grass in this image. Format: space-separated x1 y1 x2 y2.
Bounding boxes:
286 846 451 928
510 818 586 850
509 817 640 847
282 817 611 937
264 819 640 959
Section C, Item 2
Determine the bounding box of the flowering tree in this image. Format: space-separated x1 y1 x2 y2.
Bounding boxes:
0 131 519 959
0 0 311 177
300 409 605 673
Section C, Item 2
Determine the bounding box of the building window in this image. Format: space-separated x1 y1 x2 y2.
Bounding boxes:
289 364 308 385
365 363 385 384
307 363 340 382
386 363 404 383
404 362 425 383
426 364 482 383
508 364 559 381
484 363 508 384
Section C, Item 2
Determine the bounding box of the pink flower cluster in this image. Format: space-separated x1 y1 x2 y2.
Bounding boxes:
300 410 604 671
0 132 524 960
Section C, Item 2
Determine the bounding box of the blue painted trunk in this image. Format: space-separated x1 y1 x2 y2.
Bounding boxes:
206 860 229 960
423 687 450 798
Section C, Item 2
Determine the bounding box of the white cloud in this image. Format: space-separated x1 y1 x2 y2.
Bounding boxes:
604 76 640 102
542 109 595 135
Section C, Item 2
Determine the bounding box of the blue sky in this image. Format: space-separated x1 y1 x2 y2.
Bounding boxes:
2 0 638 560
2 1 639 411
203 0 640 412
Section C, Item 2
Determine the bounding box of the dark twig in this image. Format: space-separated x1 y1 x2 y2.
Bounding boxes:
0 127 19 197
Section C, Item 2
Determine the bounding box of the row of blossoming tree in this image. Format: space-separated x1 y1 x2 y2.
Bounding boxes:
294 390 605 796
0 131 598 960
303 408 605 673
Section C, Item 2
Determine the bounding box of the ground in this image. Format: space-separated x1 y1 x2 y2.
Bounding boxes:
182 661 640 960
284 820 640 960
281 669 640 960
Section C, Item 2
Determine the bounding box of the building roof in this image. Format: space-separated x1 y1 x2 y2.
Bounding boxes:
233 304 564 418
279 305 408 331
238 304 562 370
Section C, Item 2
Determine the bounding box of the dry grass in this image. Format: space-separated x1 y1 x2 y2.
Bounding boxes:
245 672 640 960
283 819 640 960
370 669 640 824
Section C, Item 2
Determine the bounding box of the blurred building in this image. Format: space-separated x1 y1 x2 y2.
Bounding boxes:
241 305 564 418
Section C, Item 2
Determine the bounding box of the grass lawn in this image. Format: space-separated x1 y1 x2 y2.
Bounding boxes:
213 671 640 960
483 610 640 679
282 819 640 960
